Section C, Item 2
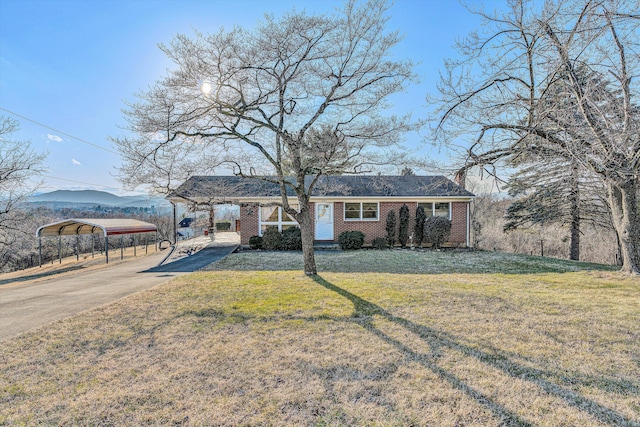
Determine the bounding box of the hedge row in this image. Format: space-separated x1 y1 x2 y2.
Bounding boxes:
249 226 302 251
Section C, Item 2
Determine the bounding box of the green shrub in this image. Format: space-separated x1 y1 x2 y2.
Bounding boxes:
248 235 262 249
398 204 410 247
372 237 388 250
281 227 302 251
215 221 231 231
338 231 365 250
423 216 452 249
385 210 396 247
261 226 282 250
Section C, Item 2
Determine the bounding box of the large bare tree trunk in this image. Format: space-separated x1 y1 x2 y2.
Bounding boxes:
296 201 317 276
608 181 640 274
569 163 580 261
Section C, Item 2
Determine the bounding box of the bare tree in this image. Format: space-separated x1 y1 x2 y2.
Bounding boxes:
0 116 46 249
430 0 640 273
115 127 224 196
115 0 417 275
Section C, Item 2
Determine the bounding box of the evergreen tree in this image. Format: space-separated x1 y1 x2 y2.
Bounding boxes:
504 67 615 261
414 205 426 247
385 210 397 247
398 204 410 247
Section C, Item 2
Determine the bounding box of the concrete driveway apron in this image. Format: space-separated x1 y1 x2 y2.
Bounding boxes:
0 237 238 341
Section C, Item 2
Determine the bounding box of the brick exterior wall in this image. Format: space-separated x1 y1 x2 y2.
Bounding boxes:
332 202 468 247
239 203 260 245
238 200 469 247
333 202 411 245
450 202 468 244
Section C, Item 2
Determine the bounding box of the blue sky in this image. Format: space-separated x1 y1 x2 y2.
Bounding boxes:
0 0 497 195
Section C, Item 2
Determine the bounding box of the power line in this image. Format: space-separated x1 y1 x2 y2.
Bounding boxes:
0 106 120 155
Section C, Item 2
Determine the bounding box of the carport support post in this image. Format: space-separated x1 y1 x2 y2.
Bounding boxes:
58 236 62 264
120 235 124 260
91 234 95 259
38 236 42 268
172 202 178 244
134 235 137 257
105 236 109 264
145 234 148 254
76 235 80 261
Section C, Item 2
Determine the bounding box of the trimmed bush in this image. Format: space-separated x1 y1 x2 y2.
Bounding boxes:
398 204 410 247
261 226 282 250
385 210 397 247
423 216 452 249
372 237 388 250
215 221 231 231
281 227 302 251
248 235 262 250
338 231 365 250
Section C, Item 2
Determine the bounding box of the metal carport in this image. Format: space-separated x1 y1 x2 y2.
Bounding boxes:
36 218 158 266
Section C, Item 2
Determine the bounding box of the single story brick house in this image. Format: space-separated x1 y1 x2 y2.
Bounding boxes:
169 175 475 247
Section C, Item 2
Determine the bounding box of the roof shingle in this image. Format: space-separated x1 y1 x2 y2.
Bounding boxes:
170 175 474 201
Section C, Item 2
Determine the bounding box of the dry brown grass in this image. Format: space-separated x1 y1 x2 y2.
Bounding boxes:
1 252 639 426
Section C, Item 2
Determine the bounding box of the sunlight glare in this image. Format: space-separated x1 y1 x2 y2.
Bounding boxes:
201 81 213 95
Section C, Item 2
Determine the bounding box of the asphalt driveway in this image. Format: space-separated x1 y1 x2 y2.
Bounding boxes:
0 235 238 342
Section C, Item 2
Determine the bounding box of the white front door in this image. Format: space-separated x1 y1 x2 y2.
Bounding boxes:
315 203 334 240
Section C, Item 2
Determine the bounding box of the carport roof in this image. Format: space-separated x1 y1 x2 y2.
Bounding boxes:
36 218 158 237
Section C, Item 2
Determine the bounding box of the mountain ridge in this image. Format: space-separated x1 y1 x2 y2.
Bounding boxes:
29 190 168 208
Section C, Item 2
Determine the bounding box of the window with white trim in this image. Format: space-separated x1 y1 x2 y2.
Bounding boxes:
418 202 451 219
259 205 298 234
344 202 379 221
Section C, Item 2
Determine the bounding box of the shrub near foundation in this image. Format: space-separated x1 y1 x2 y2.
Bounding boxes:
338 231 365 250
248 235 263 249
261 226 282 250
424 216 451 249
372 237 388 250
281 227 302 251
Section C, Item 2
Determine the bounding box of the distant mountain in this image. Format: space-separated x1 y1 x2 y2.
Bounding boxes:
31 190 125 205
29 190 170 209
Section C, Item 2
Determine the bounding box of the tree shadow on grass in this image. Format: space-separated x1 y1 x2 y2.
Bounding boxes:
311 275 637 426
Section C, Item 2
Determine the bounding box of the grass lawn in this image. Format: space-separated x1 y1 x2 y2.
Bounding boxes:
1 250 639 426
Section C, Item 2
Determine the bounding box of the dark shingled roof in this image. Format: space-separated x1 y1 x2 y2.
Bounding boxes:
170 175 474 201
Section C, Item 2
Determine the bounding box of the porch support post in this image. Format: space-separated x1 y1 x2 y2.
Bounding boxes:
466 202 470 248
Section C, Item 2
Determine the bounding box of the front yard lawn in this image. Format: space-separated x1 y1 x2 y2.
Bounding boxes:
1 251 638 426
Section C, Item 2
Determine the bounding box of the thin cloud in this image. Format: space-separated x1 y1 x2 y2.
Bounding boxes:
47 134 63 142
71 158 82 165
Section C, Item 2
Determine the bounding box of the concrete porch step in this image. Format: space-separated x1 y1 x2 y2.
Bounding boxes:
314 242 341 250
